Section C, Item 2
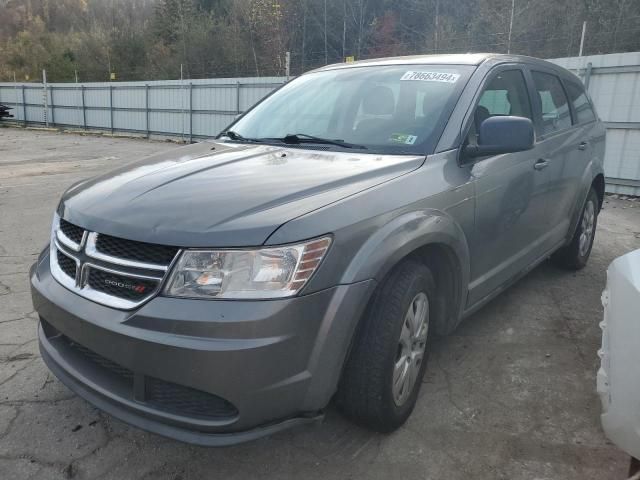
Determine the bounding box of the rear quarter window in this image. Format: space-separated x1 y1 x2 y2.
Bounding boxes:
566 81 597 124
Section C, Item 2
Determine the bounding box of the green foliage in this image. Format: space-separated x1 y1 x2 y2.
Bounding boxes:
1 0 639 82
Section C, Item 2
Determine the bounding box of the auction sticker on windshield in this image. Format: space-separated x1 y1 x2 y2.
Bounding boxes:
389 133 418 145
400 71 460 83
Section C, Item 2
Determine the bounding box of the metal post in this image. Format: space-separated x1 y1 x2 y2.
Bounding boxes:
579 21 587 57
188 82 193 143
181 65 185 143
236 81 241 115
21 85 26 126
42 69 49 127
145 84 150 139
75 70 81 128
109 84 114 134
13 72 19 122
81 85 87 130
584 62 593 91
49 85 55 125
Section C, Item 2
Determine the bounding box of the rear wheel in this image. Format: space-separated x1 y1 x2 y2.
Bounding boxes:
551 188 599 270
336 259 435 432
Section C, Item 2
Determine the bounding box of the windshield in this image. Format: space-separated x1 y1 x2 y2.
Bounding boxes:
223 65 474 155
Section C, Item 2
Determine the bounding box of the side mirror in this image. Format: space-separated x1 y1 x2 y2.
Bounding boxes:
465 115 534 158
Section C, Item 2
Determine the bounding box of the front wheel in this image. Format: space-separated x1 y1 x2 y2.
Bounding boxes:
335 259 435 432
551 188 599 270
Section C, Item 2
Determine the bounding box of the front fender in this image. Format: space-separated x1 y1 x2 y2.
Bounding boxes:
340 209 470 328
301 209 471 402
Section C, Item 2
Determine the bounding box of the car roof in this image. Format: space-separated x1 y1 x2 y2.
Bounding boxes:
313 53 569 75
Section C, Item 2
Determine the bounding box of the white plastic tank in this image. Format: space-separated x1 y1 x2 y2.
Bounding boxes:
599 248 640 460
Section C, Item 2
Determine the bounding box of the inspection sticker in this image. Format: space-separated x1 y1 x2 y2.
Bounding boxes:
400 71 460 83
389 133 418 145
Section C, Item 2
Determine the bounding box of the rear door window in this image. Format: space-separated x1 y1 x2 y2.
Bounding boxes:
565 81 597 124
531 71 572 135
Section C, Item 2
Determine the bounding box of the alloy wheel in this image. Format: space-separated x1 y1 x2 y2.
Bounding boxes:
392 292 429 406
579 199 596 257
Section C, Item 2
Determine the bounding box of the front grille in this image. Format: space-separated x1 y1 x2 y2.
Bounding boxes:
96 234 179 266
59 219 85 244
51 215 181 309
56 250 77 279
87 268 159 301
61 335 237 421
146 377 239 419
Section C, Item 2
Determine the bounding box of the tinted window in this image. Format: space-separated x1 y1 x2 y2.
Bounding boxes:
226 65 473 155
467 69 531 146
566 81 596 124
532 71 572 135
478 70 532 118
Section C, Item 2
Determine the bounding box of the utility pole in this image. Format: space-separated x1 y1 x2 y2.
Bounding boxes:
342 0 346 60
285 51 291 81
356 0 364 59
578 21 588 86
42 69 49 128
324 0 328 64
507 0 515 53
434 0 440 53
301 0 306 71
579 21 587 57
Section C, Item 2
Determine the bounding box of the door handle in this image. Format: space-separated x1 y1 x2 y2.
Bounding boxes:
534 159 549 171
578 141 589 150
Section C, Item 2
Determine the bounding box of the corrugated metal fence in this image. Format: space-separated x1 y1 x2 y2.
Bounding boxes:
0 77 286 142
550 52 640 195
1 53 640 194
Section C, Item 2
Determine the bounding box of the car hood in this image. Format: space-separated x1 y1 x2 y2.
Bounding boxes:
60 141 424 247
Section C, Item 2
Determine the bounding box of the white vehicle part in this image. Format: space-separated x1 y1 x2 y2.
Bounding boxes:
598 248 640 460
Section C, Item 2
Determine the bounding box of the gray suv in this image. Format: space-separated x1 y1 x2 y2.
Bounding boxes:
31 54 605 445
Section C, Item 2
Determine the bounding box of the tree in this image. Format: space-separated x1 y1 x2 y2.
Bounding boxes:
1 0 640 82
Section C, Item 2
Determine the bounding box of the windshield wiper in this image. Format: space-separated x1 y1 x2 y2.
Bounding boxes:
219 131 367 150
280 133 367 150
218 130 262 142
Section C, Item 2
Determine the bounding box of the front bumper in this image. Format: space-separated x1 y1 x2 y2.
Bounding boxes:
31 249 375 446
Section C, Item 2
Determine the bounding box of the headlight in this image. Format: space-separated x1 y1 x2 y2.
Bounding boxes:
163 237 331 299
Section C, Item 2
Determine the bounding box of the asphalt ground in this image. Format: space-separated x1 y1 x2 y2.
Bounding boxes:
1 126 639 479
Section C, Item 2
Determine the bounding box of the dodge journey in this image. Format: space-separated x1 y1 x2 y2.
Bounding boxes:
31 53 605 445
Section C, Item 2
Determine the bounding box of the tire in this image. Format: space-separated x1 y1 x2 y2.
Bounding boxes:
551 188 599 270
336 259 435 432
